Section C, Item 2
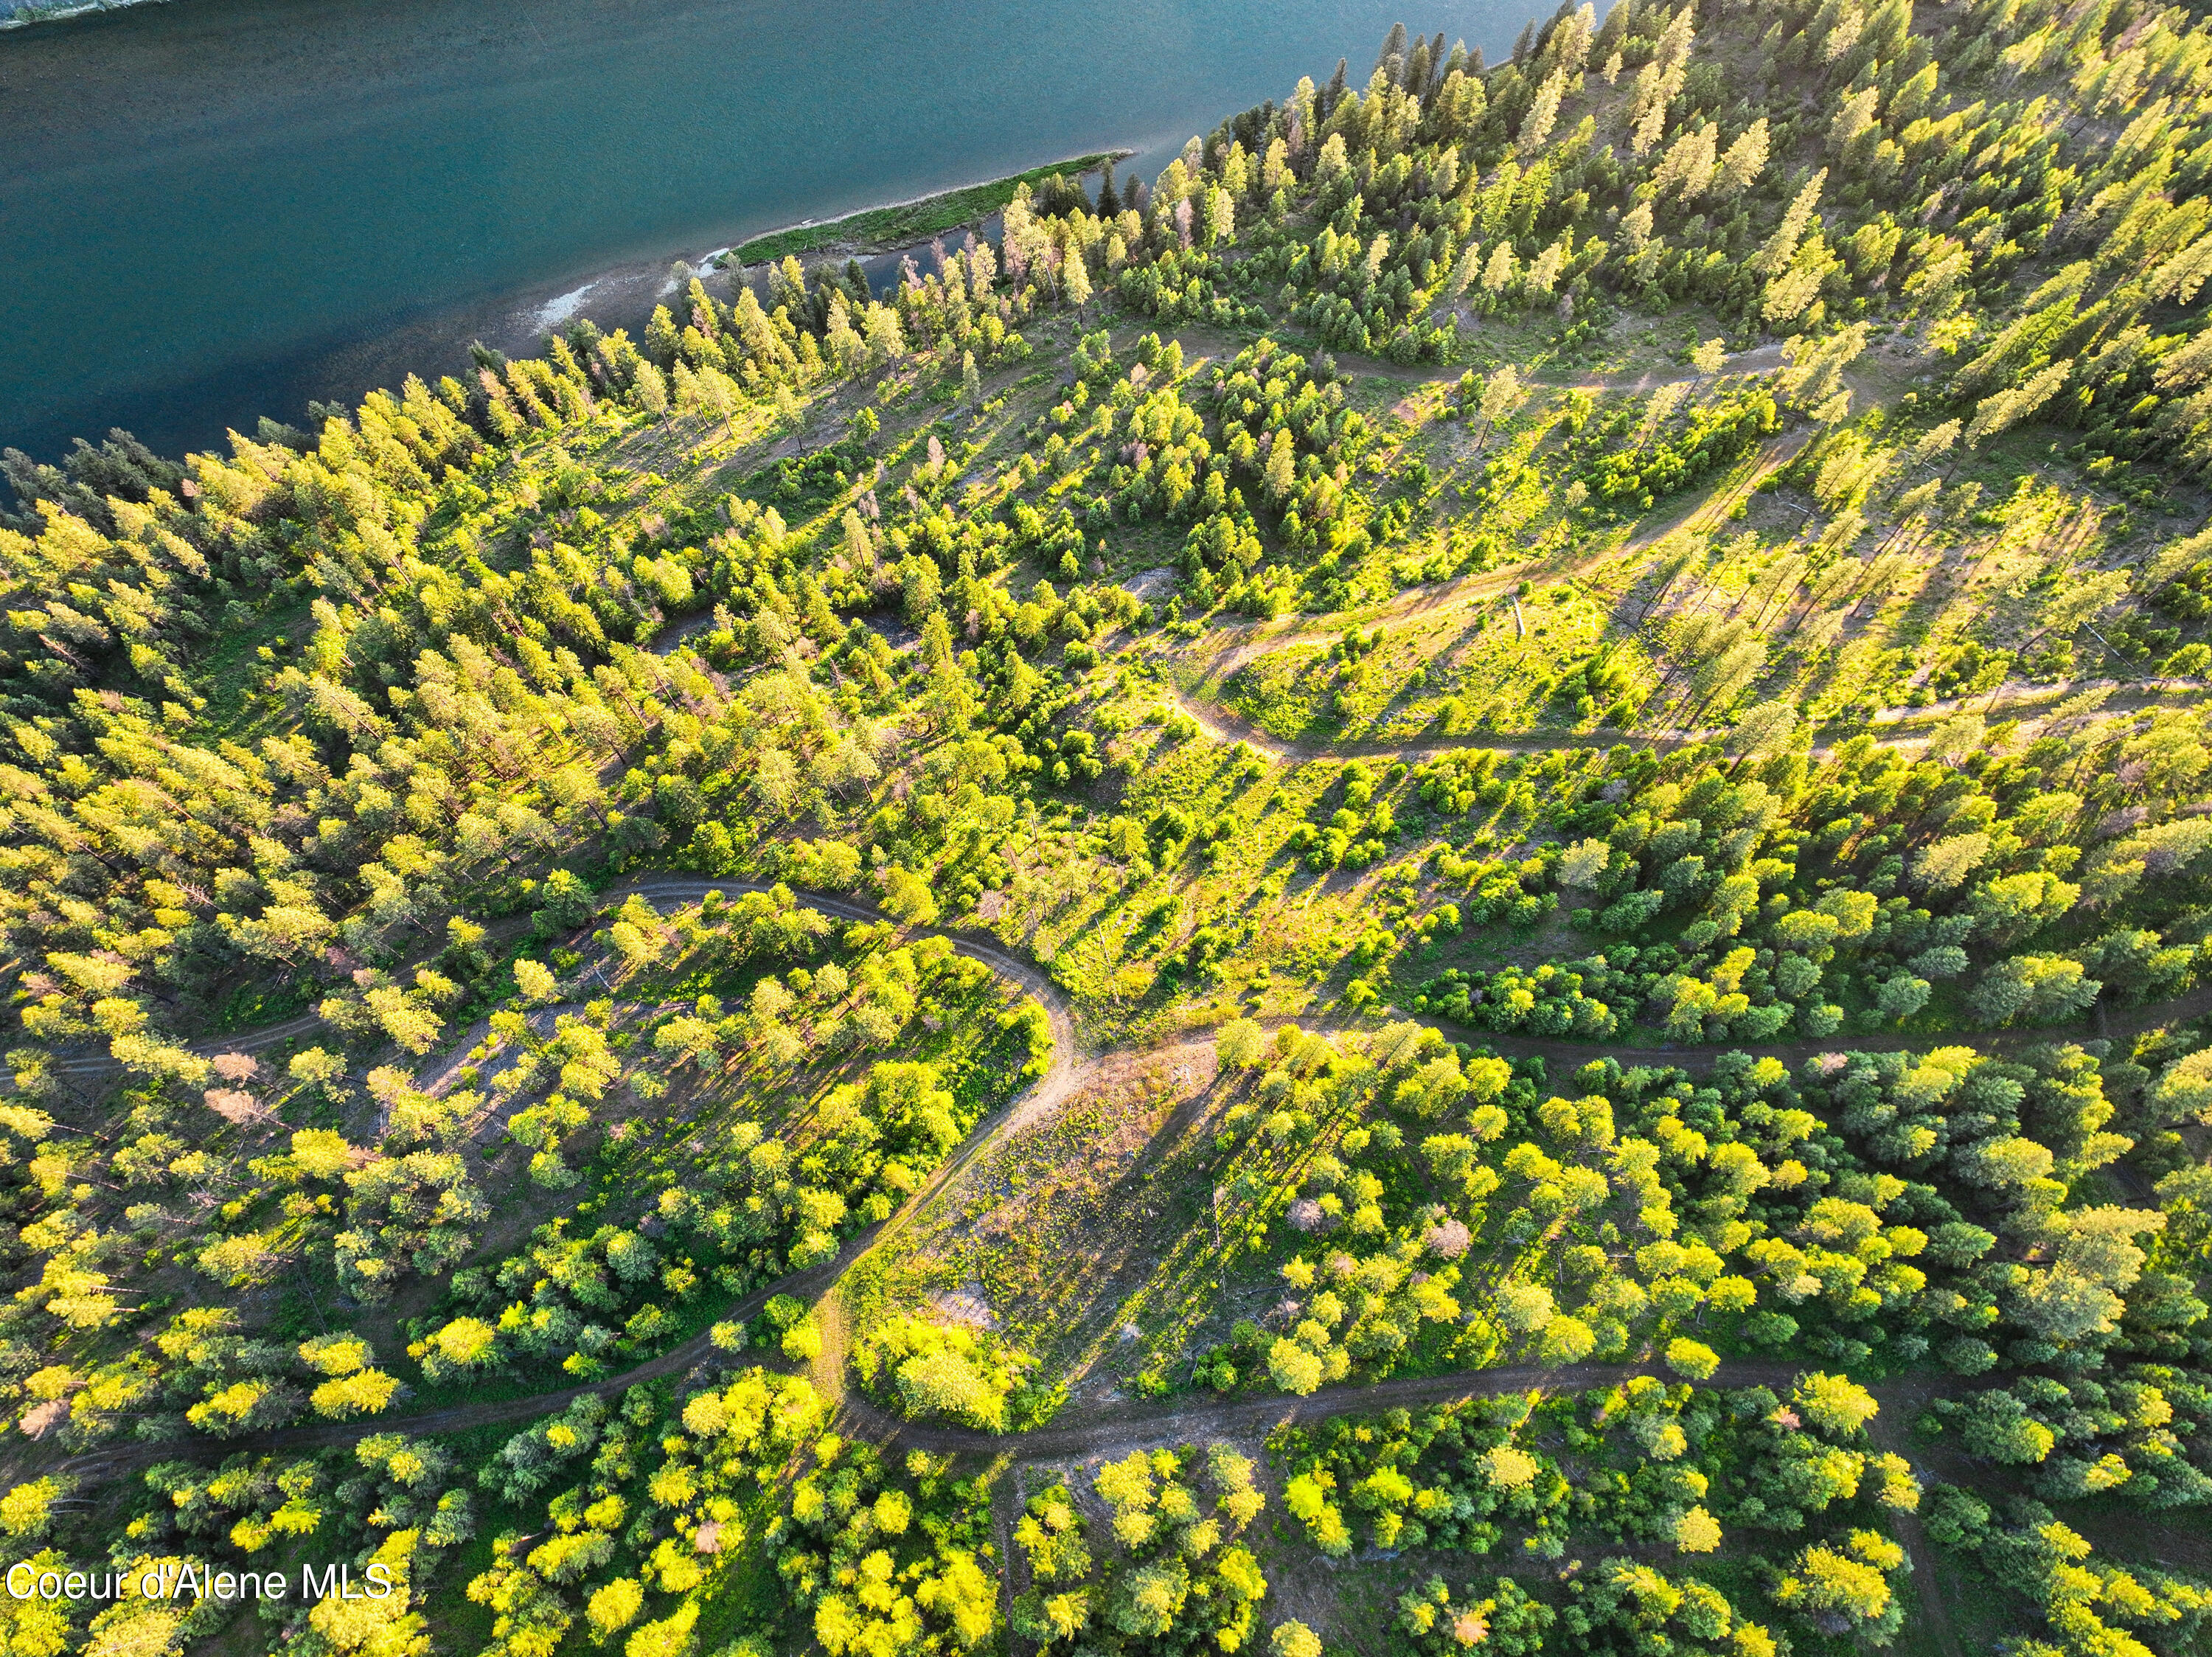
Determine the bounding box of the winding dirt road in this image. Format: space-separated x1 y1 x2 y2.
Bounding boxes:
1160 670 2212 770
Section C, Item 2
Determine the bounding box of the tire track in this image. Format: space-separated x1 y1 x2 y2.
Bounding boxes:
1165 647 2210 769
1865 1390 1966 1657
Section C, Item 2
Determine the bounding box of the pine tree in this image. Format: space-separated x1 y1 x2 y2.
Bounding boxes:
1717 117 1771 195
1476 366 1526 450
1263 430 1297 501
1481 242 1518 299
1450 241 1483 298
700 368 738 447
1405 37 1432 95
1375 22 1408 78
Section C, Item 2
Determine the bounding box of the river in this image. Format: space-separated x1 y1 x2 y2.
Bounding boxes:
0 0 1536 465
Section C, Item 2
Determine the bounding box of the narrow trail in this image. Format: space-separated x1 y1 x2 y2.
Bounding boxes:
65 1312 1980 1657
1158 670 2212 768
824 1356 1818 1459
1164 681 1703 763
1309 336 1792 392
62 1335 1913 1484
1173 421 1806 694
1866 1394 1967 1657
50 876 1082 1099
58 857 2212 1094
1155 324 2194 768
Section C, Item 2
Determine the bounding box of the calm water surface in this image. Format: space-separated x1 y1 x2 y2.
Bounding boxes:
1 0 1536 462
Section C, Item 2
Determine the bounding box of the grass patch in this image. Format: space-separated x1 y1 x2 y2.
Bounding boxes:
734 151 1130 264
209 973 319 1035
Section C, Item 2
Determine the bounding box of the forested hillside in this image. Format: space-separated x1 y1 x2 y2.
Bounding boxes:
3 3 2212 1657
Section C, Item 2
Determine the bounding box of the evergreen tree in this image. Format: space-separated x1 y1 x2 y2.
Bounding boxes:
1375 21 1408 80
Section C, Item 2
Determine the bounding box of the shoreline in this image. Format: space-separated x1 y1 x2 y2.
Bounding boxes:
731 147 1133 265
1 0 1493 467
8 142 1145 470
509 142 1142 344
0 0 164 29
503 144 1140 352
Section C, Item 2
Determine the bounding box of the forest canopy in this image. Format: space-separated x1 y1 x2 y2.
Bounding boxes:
2 2 2212 1656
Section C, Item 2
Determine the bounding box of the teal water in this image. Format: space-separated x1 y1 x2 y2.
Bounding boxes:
0 0 1534 465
